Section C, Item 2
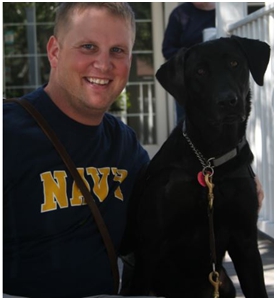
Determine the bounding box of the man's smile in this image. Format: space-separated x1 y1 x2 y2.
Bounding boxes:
86 77 110 85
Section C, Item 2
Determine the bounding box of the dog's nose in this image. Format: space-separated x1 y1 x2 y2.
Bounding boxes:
216 93 238 108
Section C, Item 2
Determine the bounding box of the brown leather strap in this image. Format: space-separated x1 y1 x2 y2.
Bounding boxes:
5 98 119 294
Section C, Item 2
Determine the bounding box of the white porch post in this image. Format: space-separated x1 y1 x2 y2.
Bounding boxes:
163 2 179 132
216 2 247 37
164 2 178 26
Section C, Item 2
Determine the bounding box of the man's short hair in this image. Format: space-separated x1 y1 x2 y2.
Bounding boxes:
54 2 136 43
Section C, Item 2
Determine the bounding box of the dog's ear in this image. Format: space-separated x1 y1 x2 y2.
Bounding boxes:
155 47 188 103
230 35 270 86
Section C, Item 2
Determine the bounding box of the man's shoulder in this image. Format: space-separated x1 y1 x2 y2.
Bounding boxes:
4 87 45 110
170 3 194 22
3 88 46 132
173 2 193 14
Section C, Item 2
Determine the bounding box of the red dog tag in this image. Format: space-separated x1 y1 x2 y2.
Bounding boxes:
197 171 206 187
197 171 212 187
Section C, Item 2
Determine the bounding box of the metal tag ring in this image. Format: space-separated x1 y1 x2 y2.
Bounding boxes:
203 166 214 177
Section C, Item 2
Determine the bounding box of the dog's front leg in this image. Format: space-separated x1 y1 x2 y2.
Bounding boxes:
228 237 268 297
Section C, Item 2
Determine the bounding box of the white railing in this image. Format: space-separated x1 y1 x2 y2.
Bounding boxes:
111 82 156 145
227 4 274 238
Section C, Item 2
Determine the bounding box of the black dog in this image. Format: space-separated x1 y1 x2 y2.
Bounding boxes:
121 36 270 297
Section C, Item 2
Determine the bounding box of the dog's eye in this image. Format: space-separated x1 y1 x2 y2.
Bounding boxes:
230 60 238 68
197 68 206 76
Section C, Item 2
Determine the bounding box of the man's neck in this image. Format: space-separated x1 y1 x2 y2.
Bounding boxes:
44 84 104 126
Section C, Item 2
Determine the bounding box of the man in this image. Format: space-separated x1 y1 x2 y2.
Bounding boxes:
4 3 149 297
162 2 216 60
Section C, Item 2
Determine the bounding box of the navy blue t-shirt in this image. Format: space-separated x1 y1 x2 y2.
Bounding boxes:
3 87 149 297
162 3 215 59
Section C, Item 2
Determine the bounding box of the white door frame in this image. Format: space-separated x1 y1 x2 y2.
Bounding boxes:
144 2 178 158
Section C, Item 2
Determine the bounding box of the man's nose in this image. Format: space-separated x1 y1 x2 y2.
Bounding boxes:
93 52 113 72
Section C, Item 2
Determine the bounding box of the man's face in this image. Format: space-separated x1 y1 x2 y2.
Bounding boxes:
48 7 133 122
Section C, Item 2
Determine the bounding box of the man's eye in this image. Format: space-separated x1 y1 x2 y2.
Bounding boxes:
82 44 95 50
111 47 123 53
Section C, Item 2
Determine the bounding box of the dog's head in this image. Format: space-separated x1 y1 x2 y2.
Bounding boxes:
156 36 270 126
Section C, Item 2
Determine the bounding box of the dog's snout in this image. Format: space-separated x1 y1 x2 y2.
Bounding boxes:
216 92 238 108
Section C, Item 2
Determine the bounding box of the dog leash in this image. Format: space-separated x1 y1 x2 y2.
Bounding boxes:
182 138 221 296
204 174 221 298
5 98 120 294
182 121 235 298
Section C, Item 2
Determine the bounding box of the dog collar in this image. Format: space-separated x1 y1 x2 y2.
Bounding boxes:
182 121 247 168
211 137 247 167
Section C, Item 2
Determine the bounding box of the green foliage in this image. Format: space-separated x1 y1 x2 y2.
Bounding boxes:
109 91 131 112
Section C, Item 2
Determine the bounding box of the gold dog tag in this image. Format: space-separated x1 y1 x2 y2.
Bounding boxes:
204 174 215 209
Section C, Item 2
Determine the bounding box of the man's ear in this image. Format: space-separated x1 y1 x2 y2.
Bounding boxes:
155 47 188 104
47 36 60 68
230 35 270 86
